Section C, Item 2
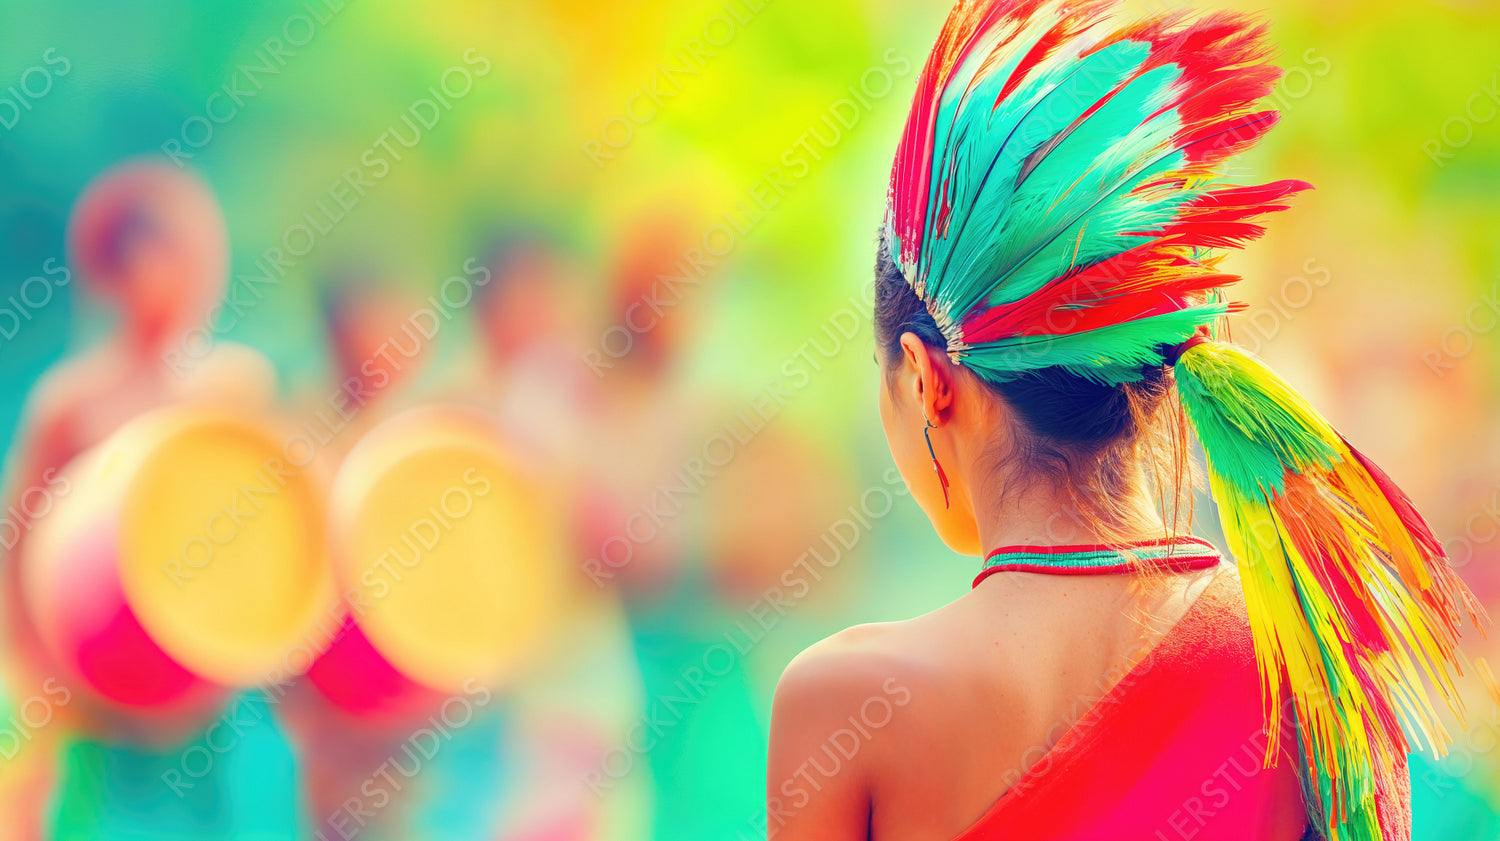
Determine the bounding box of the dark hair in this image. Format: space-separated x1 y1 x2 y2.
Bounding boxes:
873 237 1195 534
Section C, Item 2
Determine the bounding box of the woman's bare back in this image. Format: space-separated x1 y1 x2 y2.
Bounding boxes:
767 563 1227 841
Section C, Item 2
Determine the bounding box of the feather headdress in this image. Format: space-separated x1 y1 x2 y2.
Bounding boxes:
884 1 1486 838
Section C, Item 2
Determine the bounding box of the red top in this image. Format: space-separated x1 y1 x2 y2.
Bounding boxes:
950 570 1413 841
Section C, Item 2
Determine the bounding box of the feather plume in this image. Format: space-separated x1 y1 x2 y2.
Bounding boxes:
884 0 1308 370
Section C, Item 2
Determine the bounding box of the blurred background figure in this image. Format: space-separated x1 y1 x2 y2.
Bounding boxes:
0 159 298 838
575 208 704 599
320 268 437 417
2 161 231 728
475 231 595 496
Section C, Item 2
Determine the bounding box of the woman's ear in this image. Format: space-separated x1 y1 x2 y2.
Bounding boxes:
898 332 955 424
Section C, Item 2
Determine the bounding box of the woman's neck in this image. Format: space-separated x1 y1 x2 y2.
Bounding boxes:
971 474 1171 553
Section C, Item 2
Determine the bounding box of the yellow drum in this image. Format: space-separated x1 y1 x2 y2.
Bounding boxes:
23 405 336 706
310 405 563 710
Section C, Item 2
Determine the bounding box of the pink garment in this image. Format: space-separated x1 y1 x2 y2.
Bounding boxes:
951 571 1412 840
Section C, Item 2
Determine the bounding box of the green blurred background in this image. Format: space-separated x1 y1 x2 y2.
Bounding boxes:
2 0 1500 838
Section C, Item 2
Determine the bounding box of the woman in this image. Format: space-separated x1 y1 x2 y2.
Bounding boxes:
767 1 1485 839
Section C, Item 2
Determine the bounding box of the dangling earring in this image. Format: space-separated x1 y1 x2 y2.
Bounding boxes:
923 415 951 509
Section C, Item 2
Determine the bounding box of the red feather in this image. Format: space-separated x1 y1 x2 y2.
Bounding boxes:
959 244 1240 341
1341 438 1445 560
1177 110 1280 165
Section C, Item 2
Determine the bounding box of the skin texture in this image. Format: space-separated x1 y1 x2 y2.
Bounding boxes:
765 332 1222 841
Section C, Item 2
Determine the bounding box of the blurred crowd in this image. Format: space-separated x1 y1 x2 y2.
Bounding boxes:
3 1 1500 839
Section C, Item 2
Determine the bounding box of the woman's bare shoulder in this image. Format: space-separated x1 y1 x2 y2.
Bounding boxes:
766 609 1036 840
773 602 987 709
770 609 1003 756
766 621 938 832
773 621 927 720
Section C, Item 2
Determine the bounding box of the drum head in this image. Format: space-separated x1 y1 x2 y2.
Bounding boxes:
117 408 336 687
331 407 561 693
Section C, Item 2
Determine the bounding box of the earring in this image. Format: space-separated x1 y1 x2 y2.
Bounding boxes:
923 416 951 510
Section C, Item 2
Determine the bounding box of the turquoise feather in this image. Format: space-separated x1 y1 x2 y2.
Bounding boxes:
961 303 1229 385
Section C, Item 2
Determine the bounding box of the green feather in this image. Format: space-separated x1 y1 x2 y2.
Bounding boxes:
963 303 1227 386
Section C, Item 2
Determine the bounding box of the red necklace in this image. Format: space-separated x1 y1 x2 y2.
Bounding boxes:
972 535 1222 589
